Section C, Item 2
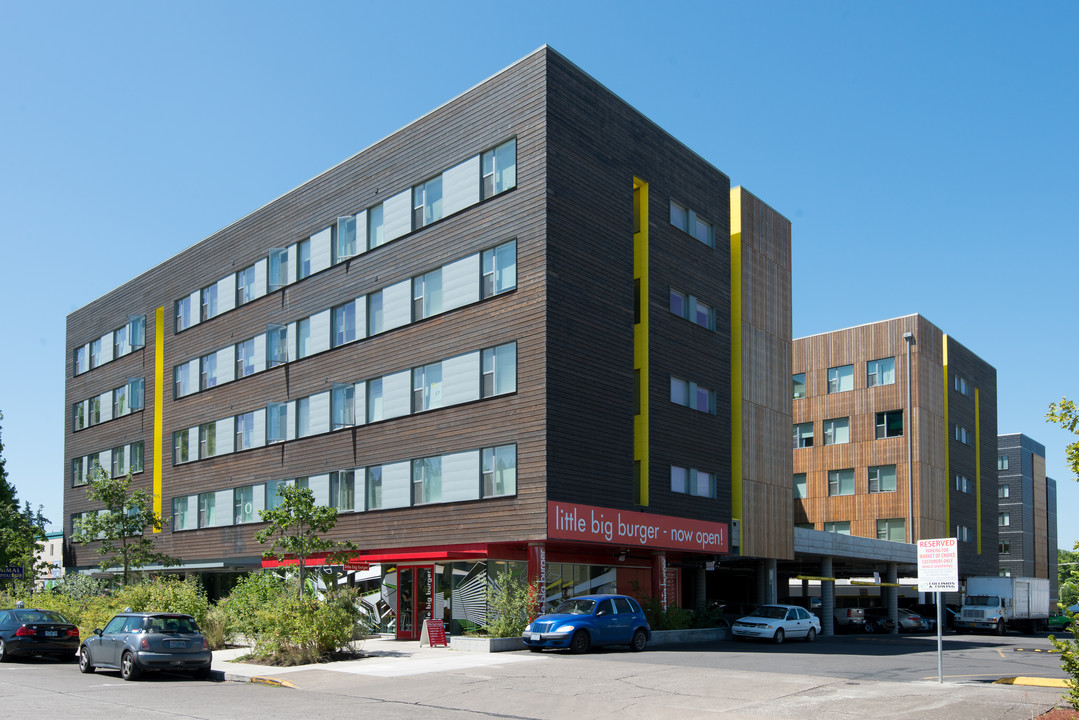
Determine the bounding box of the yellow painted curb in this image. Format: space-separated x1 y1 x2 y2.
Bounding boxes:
994 677 1069 688
250 676 295 688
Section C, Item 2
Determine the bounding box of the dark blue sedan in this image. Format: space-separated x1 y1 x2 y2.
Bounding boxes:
522 594 651 653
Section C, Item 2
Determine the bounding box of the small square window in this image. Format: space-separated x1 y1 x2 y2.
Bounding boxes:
827 364 853 393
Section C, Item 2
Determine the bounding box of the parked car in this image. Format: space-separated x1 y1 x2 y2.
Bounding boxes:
909 603 959 630
731 604 820 644
1049 603 1079 631
79 612 211 680
522 594 651 654
863 608 897 633
0 608 80 662
898 608 932 632
832 601 867 633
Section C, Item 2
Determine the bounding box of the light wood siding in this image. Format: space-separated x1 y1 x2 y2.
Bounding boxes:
734 188 793 560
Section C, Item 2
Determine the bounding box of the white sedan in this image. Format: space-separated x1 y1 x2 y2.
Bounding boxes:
731 604 821 644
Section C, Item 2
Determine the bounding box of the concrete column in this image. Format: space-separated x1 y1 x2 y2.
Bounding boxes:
527 543 546 616
821 556 835 637
695 567 707 614
887 562 899 635
756 558 778 604
651 552 668 609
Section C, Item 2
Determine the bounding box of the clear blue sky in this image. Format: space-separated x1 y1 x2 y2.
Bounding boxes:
2 1 1076 550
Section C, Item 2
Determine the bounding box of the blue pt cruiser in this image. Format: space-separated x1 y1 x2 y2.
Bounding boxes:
522 594 651 653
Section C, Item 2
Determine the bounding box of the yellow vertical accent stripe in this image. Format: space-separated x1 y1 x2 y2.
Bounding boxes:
633 179 649 506
975 387 982 554
942 334 949 534
730 189 743 552
153 306 164 530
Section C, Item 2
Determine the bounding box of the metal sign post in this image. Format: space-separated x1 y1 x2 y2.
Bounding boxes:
917 538 958 684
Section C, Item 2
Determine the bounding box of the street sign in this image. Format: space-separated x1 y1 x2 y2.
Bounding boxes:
0 565 25 580
917 538 958 592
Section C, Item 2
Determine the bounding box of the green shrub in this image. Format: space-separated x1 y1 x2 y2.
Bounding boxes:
201 602 230 650
1049 607 1079 711
484 570 537 638
220 572 360 664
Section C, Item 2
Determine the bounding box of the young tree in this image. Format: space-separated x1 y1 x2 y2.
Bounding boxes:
73 466 180 585
0 411 49 588
255 484 355 598
1047 397 1079 483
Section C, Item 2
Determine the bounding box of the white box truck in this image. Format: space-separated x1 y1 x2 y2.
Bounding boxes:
956 576 1050 634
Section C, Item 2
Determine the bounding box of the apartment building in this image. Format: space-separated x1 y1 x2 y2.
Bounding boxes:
997 433 1058 598
64 47 792 637
792 315 999 579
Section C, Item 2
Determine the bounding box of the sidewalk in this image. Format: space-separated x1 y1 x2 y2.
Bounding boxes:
211 635 537 686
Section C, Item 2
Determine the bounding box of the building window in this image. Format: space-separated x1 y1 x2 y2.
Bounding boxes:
200 283 219 322
481 138 516 199
296 238 312 280
201 351 219 390
335 216 358 262
823 417 850 445
868 465 897 493
412 456 442 505
199 422 217 458
998 512 1010 527
876 518 905 542
793 373 805 399
827 364 854 393
669 376 714 414
173 430 192 465
74 345 89 375
828 468 855 497
267 403 288 444
795 523 815 530
330 471 355 511
175 295 195 333
482 240 517 298
172 497 197 531
953 424 972 445
482 445 516 498
413 176 443 229
875 410 903 439
268 248 288 291
669 199 713 247
998 454 1009 470
413 269 443 320
998 483 1010 499
482 343 516 397
332 384 355 430
954 525 972 542
71 457 85 487
267 325 288 367
367 203 385 249
866 357 895 387
413 363 443 412
367 291 384 335
954 474 972 493
999 539 1011 555
953 374 971 396
824 521 851 535
999 568 1011 577
237 263 260 305
366 466 383 510
236 337 257 378
235 411 258 451
234 484 265 524
114 324 130 358
793 422 814 448
296 397 311 438
367 378 383 423
668 287 714 330
670 466 717 498
793 473 807 499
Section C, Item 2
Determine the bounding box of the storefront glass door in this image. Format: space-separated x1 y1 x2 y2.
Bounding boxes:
396 565 434 640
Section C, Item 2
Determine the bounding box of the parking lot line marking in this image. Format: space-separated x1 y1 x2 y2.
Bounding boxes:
996 649 1005 658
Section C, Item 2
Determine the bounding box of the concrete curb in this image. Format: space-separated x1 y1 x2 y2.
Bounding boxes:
994 676 1069 688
